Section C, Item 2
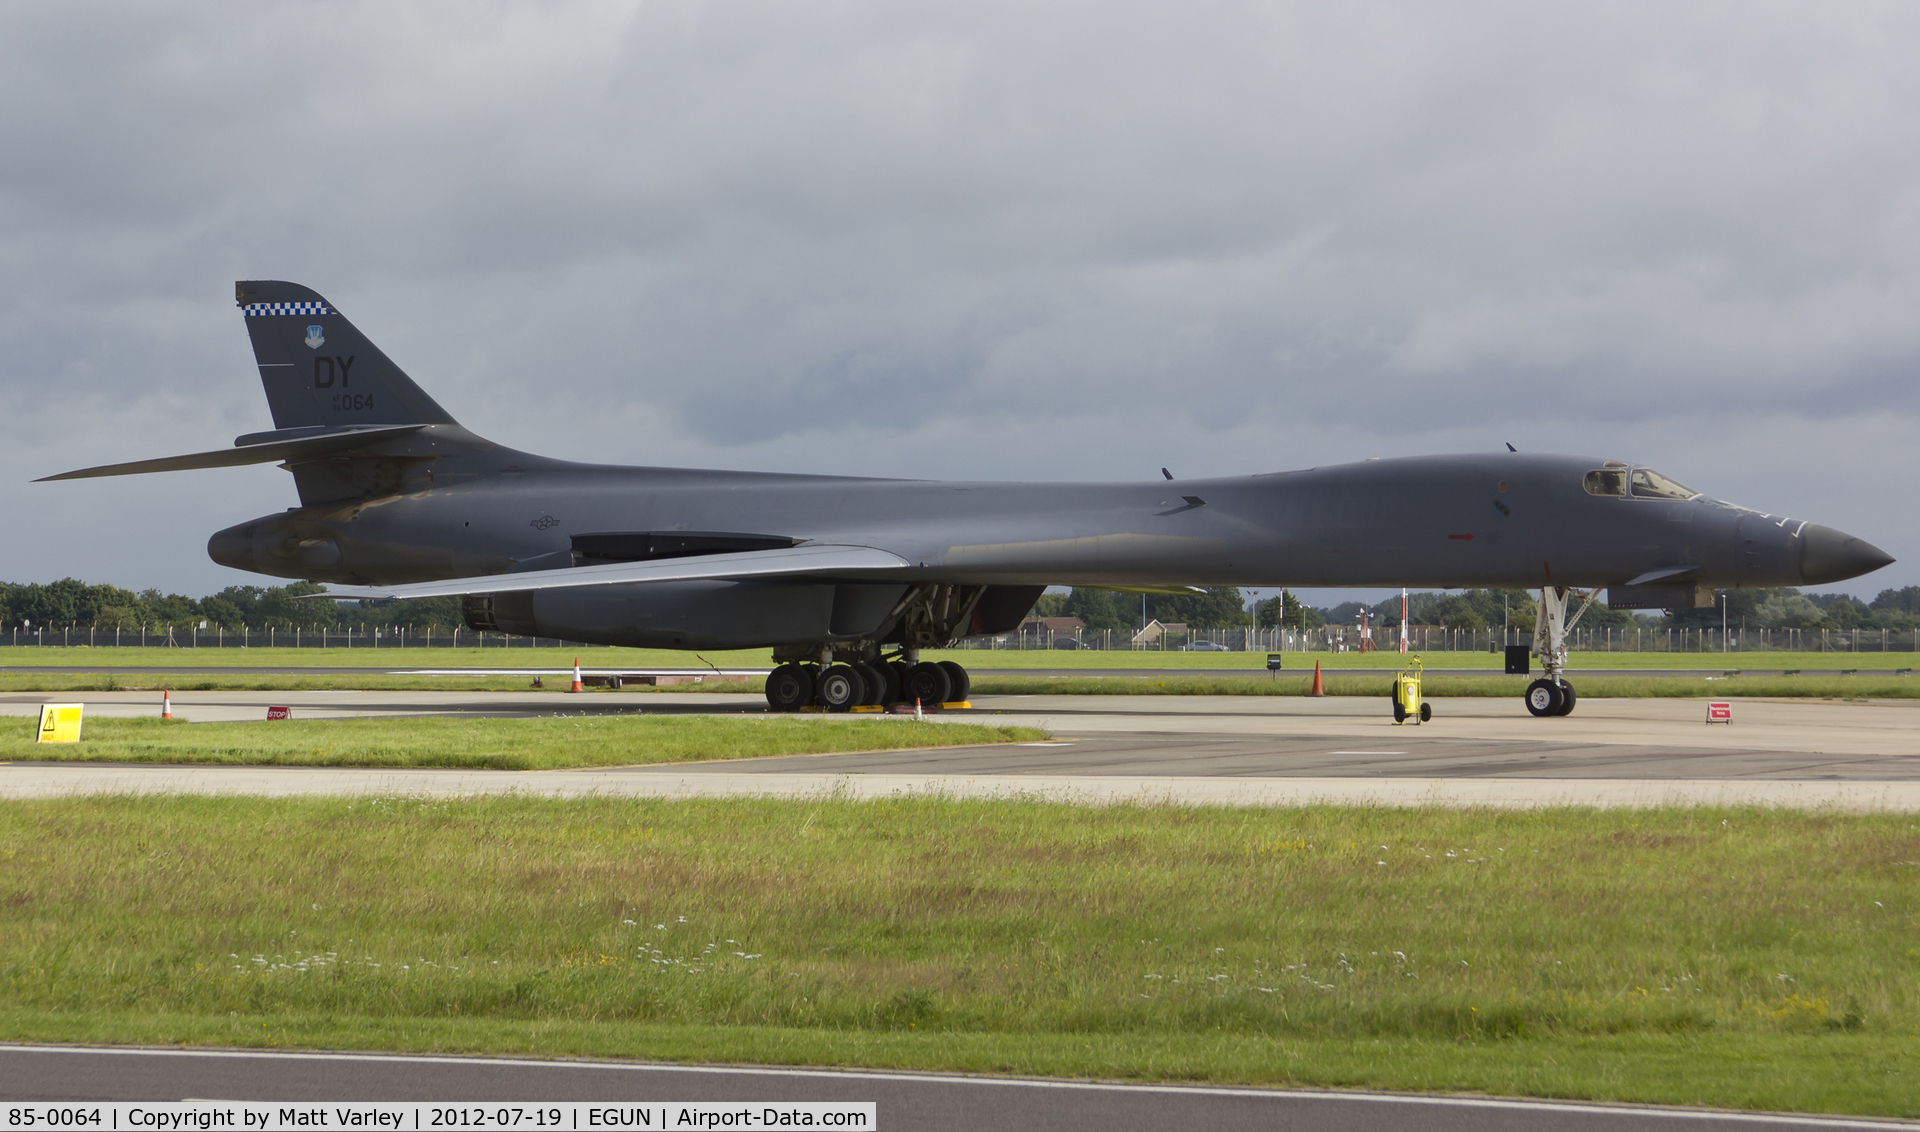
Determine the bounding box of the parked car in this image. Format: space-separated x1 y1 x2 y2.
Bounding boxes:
1182 640 1231 651
1053 637 1082 649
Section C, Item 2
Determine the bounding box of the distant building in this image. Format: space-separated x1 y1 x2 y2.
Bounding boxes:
1131 619 1188 645
1018 616 1086 639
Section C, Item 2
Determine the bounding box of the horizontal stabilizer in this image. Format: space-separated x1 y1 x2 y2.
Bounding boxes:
317 543 913 600
35 425 425 482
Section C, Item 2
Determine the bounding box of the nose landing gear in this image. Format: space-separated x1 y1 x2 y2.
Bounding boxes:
1524 585 1597 717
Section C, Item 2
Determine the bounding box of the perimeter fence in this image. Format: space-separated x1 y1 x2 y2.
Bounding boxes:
963 625 1920 654
3 625 590 650
5 623 1916 654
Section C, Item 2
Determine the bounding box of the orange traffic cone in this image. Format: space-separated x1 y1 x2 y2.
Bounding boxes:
1309 661 1325 697
162 689 173 719
570 657 584 693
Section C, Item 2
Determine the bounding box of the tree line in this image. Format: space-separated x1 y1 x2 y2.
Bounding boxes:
0 579 463 632
6 577 1917 636
1032 585 1920 634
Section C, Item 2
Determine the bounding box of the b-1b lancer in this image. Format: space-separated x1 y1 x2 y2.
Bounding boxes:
42 281 1895 716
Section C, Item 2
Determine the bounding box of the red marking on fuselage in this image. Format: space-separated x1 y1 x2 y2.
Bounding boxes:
1448 534 1474 540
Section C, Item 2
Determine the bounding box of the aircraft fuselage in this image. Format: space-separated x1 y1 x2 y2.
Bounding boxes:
209 442 1855 594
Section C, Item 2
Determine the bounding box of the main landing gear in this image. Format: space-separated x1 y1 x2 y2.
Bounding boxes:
765 583 984 713
1523 585 1597 717
764 650 972 713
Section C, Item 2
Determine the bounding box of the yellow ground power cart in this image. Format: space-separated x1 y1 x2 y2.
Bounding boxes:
1390 656 1432 724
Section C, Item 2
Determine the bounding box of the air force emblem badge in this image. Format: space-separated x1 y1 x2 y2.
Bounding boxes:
305 325 325 349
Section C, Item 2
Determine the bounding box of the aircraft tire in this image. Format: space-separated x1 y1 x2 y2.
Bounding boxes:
852 662 886 707
817 664 865 712
937 661 971 703
885 660 910 703
1524 679 1563 717
765 664 814 712
903 662 951 706
1554 681 1577 716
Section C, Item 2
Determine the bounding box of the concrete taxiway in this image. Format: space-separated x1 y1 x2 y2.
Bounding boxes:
2 1046 1908 1132
3 690 1917 808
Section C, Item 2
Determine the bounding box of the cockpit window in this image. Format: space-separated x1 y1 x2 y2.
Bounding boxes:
1583 469 1626 496
1629 467 1697 501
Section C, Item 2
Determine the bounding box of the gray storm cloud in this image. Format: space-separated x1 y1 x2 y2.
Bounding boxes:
2 0 1915 594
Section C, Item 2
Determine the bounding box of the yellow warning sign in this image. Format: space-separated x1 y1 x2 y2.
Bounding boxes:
36 703 84 743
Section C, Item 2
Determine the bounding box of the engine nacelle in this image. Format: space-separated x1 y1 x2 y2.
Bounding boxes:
459 580 910 650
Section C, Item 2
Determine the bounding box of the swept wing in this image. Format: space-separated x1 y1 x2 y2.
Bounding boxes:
319 543 912 600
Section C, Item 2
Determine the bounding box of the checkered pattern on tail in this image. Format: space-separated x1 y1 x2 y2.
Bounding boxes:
242 301 334 317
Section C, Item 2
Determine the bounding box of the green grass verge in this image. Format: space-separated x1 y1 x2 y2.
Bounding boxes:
5 671 1918 698
928 648 1920 671
0 672 766 694
0 646 776 669
0 716 1045 770
970 673 1920 699
5 646 1919 671
0 797 1915 1115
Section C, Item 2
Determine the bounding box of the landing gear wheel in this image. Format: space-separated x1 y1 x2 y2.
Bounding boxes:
1524 679 1564 717
606 675 623 691
937 661 971 703
1419 701 1432 722
765 664 814 712
885 660 909 704
852 662 886 707
903 662 952 707
816 664 865 712
1553 681 1577 716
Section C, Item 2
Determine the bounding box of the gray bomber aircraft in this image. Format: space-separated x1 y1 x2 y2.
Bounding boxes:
42 281 1896 717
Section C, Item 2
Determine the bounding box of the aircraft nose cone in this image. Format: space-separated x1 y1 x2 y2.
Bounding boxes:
1798 524 1895 586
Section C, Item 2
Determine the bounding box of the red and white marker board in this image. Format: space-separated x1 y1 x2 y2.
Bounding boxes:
266 706 292 720
1706 701 1732 724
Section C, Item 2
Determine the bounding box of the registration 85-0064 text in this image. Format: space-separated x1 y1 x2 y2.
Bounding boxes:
8 1111 104 1127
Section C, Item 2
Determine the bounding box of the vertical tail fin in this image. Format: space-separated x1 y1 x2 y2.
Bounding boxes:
236 281 458 430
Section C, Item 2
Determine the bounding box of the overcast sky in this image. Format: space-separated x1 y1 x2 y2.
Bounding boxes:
4 1 1917 602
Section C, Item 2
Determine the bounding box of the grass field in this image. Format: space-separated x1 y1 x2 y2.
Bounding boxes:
0 796 1914 1115
0 672 769 694
968 672 1920 700
5 669 1916 700
0 646 778 669
0 716 1045 770
947 648 1920 672
3 645 1918 671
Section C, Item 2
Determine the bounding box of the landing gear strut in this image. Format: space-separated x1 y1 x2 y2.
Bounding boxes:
1526 585 1597 717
